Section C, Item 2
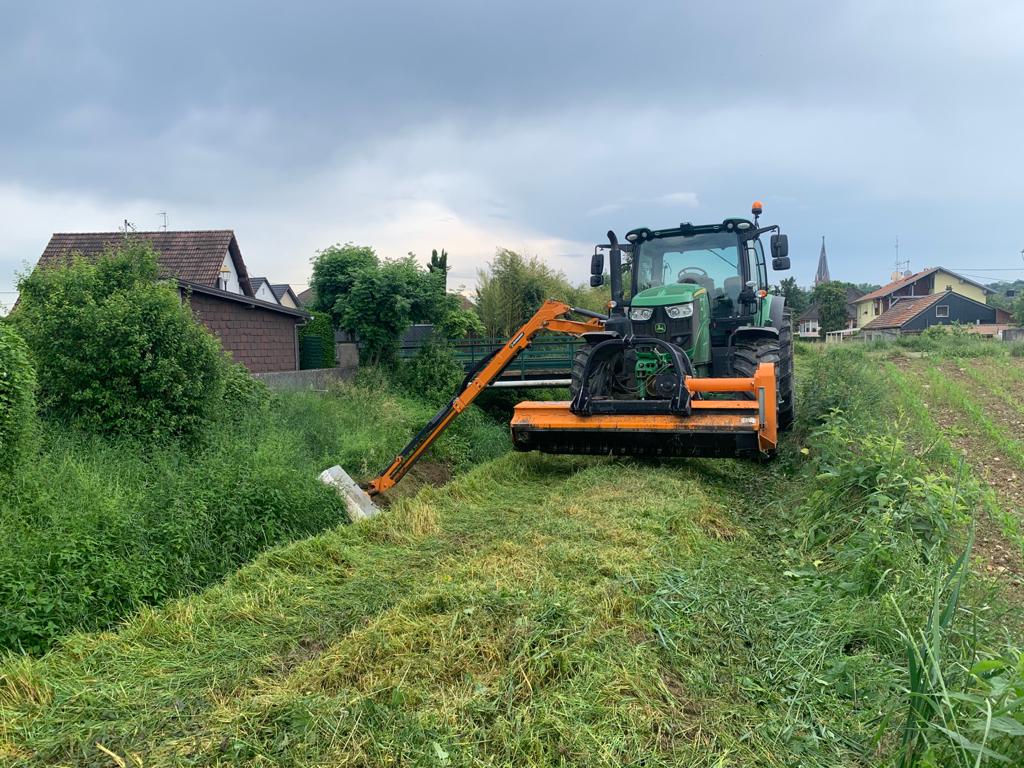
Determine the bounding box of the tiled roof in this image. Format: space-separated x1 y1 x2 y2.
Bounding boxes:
860 293 945 330
39 231 249 291
270 284 291 302
296 287 316 306
857 267 992 303
857 268 939 303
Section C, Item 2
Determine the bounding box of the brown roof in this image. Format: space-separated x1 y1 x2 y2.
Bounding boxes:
296 286 316 306
857 267 991 303
39 230 252 294
861 293 945 330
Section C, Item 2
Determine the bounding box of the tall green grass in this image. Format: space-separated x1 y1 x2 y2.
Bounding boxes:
0 374 506 655
1 346 1020 765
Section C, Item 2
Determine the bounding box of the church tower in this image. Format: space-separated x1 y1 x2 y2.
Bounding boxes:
814 236 831 286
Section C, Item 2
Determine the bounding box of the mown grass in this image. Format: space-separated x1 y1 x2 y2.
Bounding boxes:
0 372 507 655
1 347 1021 766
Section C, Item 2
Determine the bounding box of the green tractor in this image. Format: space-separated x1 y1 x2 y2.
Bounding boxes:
573 201 796 432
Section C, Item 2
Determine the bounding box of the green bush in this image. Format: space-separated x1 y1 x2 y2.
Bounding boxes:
219 360 271 418
0 322 36 475
395 341 465 405
12 243 225 438
894 325 1006 358
1008 340 1024 357
298 310 336 369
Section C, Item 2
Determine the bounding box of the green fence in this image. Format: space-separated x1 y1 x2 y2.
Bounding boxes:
398 335 580 380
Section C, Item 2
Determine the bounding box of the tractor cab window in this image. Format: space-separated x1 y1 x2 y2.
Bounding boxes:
633 233 742 306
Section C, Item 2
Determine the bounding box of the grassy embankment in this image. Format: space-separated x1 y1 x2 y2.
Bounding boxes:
1 345 1022 766
0 371 507 655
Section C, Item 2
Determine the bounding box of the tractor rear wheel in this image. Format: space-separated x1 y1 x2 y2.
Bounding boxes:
729 331 795 431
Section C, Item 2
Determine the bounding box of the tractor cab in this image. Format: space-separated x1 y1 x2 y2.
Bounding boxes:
590 202 790 378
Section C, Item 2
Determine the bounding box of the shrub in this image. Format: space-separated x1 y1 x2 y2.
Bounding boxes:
1008 340 1024 358
219 360 271 418
0 322 36 475
12 243 225 438
298 310 336 369
395 342 465 405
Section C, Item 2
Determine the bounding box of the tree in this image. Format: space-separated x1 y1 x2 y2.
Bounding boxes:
811 282 850 338
11 243 225 438
309 243 378 327
338 255 459 364
475 249 581 337
777 277 809 317
428 248 449 291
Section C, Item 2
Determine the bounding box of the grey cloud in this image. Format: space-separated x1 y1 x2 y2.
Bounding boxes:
3 0 1024 297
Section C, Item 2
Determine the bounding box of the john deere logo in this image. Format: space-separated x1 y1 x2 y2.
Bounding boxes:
655 322 667 333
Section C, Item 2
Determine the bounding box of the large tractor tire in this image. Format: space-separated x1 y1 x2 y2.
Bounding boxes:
777 310 796 430
569 345 634 400
730 325 796 431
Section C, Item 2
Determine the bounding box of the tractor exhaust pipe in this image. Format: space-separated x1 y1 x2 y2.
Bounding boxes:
607 230 625 312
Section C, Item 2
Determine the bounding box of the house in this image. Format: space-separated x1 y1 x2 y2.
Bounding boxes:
36 231 309 373
853 267 992 328
297 287 316 307
859 290 1012 340
271 284 301 308
249 276 280 304
796 286 865 340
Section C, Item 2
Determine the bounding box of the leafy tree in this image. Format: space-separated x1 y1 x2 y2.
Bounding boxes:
11 243 225 438
309 243 378 326
475 249 582 337
428 248 449 291
811 281 851 337
1012 293 1024 325
854 282 882 294
778 277 810 317
434 296 485 338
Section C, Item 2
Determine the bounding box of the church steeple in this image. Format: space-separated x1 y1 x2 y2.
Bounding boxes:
814 236 831 286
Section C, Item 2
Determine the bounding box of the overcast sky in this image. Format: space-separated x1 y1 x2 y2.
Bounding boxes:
3 0 1023 308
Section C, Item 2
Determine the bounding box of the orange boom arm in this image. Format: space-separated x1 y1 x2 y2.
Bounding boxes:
364 300 604 496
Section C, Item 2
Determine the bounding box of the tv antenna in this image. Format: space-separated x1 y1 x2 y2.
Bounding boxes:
157 212 168 231
894 236 910 276
120 218 137 237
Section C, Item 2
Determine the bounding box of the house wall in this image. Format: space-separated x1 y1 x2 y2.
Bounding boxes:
854 270 987 328
902 292 997 333
219 251 242 294
254 281 279 303
278 291 298 309
187 292 300 373
932 270 987 303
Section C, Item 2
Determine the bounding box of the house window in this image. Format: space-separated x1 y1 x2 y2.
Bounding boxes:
936 305 949 318
945 285 952 291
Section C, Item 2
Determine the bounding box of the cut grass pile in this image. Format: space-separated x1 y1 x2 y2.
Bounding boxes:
1 347 1021 766
0 373 507 655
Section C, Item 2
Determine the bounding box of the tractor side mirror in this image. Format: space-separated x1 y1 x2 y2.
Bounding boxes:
590 251 604 287
771 234 790 270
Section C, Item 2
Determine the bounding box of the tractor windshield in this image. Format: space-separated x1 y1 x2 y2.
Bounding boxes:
633 233 742 304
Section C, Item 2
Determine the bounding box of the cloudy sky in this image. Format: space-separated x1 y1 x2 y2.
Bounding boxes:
3 0 1023 308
